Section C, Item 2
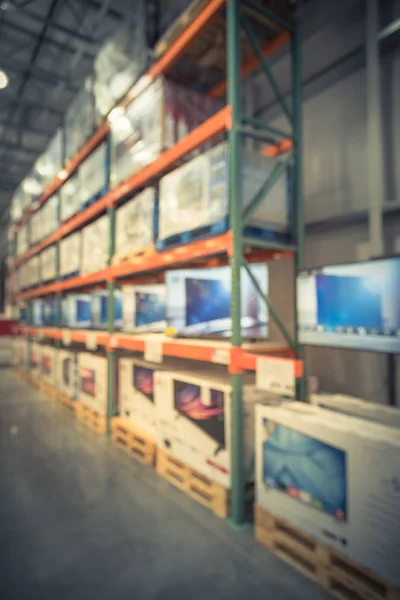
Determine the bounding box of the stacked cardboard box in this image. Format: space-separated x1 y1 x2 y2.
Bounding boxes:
79 141 109 207
115 188 156 258
59 232 81 278
30 342 42 378
65 76 96 161
40 245 57 283
121 284 166 333
81 215 109 275
57 349 77 399
311 393 400 427
77 353 108 415
41 345 57 386
60 175 81 222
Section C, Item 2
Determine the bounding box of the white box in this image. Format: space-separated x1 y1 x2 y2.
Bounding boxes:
311 393 400 427
40 245 57 282
41 345 57 385
115 188 156 258
59 232 81 277
156 369 281 488
62 294 91 328
79 141 109 206
16 224 29 256
158 141 289 244
110 77 220 188
119 358 158 437
81 215 109 275
65 77 96 161
255 403 400 585
41 194 59 239
57 349 77 399
30 342 42 377
122 284 166 332
60 175 82 222
78 352 108 415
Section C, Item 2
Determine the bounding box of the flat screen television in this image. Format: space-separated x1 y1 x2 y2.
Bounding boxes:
173 380 225 449
31 351 39 370
133 365 154 403
262 418 347 521
81 367 95 396
166 265 268 336
297 255 400 353
91 290 122 329
135 291 165 328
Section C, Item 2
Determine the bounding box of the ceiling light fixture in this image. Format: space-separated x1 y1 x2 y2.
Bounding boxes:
0 69 8 89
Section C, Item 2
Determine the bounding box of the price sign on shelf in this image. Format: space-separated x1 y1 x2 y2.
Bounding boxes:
86 333 97 351
256 357 295 397
109 335 118 349
144 339 163 363
211 348 230 365
62 330 71 346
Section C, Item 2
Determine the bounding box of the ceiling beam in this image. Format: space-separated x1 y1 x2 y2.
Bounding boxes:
71 0 123 23
0 92 64 117
0 141 39 156
0 119 51 138
0 56 79 93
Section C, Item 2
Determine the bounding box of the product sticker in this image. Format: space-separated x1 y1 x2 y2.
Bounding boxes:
256 357 295 397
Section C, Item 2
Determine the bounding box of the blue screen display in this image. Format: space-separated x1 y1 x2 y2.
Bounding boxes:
77 298 91 324
135 292 165 327
263 419 347 521
185 278 230 326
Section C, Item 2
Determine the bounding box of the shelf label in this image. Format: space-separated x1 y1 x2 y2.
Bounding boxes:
211 348 230 365
37 329 44 340
256 357 295 397
86 333 97 351
109 335 118 349
144 339 163 363
62 330 71 346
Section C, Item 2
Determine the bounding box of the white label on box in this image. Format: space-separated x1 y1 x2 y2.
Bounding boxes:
256 357 295 397
144 339 163 363
86 333 97 351
211 347 230 365
109 335 118 349
62 329 71 346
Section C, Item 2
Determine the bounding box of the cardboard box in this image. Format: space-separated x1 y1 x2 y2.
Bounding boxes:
110 76 220 189
122 284 166 333
119 357 158 437
65 76 96 161
81 215 109 275
59 232 81 277
30 342 42 378
41 194 59 239
13 337 27 368
77 352 108 415
21 256 40 289
158 141 289 243
57 349 77 399
16 224 29 256
91 289 122 330
115 188 156 258
30 208 43 245
156 368 281 488
79 141 109 206
40 245 57 282
60 174 82 222
41 345 57 385
255 403 400 585
311 393 400 427
62 294 91 328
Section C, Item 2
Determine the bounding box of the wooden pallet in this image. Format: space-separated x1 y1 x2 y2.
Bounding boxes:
58 391 77 414
255 506 400 600
38 379 58 400
111 244 155 266
30 374 41 389
111 418 156 466
157 449 229 518
75 401 107 435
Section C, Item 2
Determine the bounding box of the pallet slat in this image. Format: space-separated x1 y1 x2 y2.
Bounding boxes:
75 401 107 435
111 418 156 466
111 244 155 267
58 391 77 414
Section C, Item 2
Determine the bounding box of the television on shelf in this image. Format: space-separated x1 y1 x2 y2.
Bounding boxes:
42 298 56 327
133 365 154 403
166 264 268 337
297 255 400 354
62 294 91 328
262 418 347 522
91 290 122 330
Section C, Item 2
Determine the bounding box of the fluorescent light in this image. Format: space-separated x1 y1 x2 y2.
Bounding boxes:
58 169 68 180
0 69 8 89
108 106 125 124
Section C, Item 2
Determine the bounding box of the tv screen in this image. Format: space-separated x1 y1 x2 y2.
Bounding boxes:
77 297 91 325
91 291 122 328
263 419 347 521
173 381 225 448
133 365 154 403
186 278 230 325
297 256 400 353
81 367 95 396
135 292 165 327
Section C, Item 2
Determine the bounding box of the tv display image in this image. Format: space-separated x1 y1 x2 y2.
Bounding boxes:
173 381 225 449
166 265 268 336
81 367 96 397
262 419 347 521
133 365 154 403
297 255 400 353
76 297 91 326
42 355 52 376
135 292 165 327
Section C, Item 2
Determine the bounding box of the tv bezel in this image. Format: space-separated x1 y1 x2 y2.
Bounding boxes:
296 254 400 355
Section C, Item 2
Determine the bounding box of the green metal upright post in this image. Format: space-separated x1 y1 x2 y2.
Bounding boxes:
291 21 306 401
227 0 245 527
107 203 116 433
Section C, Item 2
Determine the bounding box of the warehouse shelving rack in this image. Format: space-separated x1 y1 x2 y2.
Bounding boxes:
11 0 304 527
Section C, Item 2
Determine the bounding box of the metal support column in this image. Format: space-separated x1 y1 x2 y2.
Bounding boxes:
227 0 245 528
106 200 116 433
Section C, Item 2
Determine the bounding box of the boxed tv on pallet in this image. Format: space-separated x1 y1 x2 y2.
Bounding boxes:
255 403 400 585
40 245 57 283
78 352 108 415
62 294 91 328
41 345 57 385
60 175 81 222
57 349 77 398
91 289 122 330
122 284 166 332
24 255 40 288
158 141 290 249
30 342 42 377
59 232 81 278
311 393 400 428
81 215 108 275
79 141 109 207
166 265 268 336
110 76 220 188
65 76 96 161
156 369 281 488
119 357 158 436
114 188 157 259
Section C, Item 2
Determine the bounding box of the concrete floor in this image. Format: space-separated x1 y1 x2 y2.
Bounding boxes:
0 369 332 600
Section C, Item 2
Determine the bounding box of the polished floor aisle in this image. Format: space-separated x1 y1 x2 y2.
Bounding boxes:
0 370 332 600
